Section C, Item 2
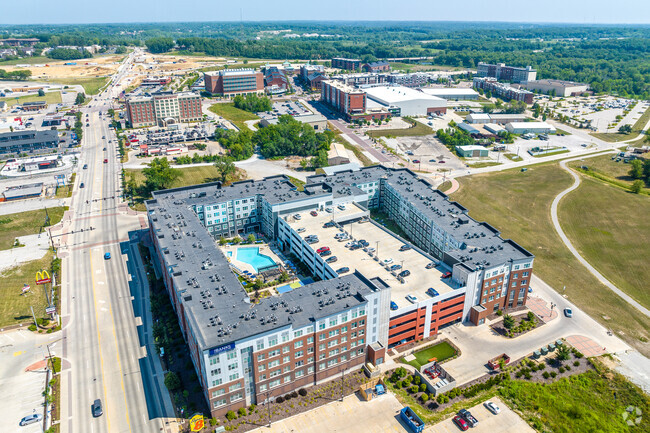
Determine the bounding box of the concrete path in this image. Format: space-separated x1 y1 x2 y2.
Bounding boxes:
551 156 650 318
0 198 68 217
0 233 51 273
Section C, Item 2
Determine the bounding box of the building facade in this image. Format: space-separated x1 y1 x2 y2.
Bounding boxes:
523 79 589 97
0 130 59 156
263 66 288 91
384 73 429 88
473 77 534 104
477 62 537 83
332 58 361 71
362 85 447 117
204 69 264 97
125 91 202 128
363 61 390 73
321 80 368 117
331 73 387 87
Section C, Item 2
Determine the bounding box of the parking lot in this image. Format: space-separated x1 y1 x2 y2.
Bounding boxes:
270 100 311 117
429 397 534 433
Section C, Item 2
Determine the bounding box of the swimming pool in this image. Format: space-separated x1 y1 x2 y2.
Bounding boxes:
236 247 277 273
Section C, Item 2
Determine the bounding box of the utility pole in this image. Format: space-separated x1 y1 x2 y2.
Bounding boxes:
46 343 56 373
30 306 38 328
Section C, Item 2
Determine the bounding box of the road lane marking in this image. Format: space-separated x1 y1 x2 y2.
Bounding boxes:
13 350 25 357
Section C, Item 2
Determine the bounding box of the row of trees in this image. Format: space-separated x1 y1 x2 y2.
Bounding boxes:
629 159 650 193
0 69 31 81
233 94 272 113
436 127 476 149
46 48 93 60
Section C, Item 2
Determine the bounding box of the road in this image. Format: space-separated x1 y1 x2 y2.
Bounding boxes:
56 50 175 433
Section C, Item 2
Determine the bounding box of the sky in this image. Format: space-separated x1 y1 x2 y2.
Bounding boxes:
3 0 650 25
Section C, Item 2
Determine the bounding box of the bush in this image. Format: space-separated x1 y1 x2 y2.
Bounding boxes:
284 393 291 401
238 407 247 417
420 393 429 403
395 381 402 389
524 372 532 380
550 371 557 378
420 383 427 392
163 372 181 392
565 365 571 371
538 362 546 370
28 324 37 331
226 410 237 421
542 372 550 379
573 361 580 367
275 396 284 404
291 391 298 398
559 366 566 373
298 388 307 396
413 375 421 385
409 385 419 394
573 350 584 359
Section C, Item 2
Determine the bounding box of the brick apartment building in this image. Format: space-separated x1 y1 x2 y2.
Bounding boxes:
321 80 389 121
477 62 537 84
146 165 533 419
204 69 264 97
332 57 361 71
125 91 202 127
473 77 534 104
363 61 390 73
263 66 288 90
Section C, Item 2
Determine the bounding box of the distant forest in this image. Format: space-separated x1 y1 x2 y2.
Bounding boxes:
1 22 649 98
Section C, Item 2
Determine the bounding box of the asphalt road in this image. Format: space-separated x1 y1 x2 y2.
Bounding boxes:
58 51 175 433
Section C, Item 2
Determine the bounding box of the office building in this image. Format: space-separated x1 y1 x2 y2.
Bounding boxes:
473 77 534 104
263 66 288 91
141 77 171 86
21 101 47 111
147 165 533 419
0 129 59 157
321 80 390 121
125 91 202 128
384 73 429 88
523 79 589 97
204 69 264 97
0 38 40 47
362 85 447 117
259 113 327 131
477 62 537 83
332 58 361 71
363 61 390 73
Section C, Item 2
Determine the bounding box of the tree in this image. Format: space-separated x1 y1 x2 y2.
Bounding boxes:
115 46 127 54
214 157 236 184
555 345 571 362
619 124 632 134
164 372 181 391
629 159 644 179
142 157 180 192
631 180 644 194
145 37 175 54
75 92 86 105
503 314 515 329
247 234 256 244
38 88 45 97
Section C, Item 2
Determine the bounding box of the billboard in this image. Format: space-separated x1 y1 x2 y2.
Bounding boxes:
189 413 205 432
36 270 51 285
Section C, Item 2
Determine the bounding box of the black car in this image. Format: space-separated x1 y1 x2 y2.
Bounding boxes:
319 250 332 257
323 221 335 228
336 267 350 274
358 239 369 247
326 256 338 263
399 245 411 251
398 270 411 278
390 264 402 271
349 244 361 251
92 399 103 417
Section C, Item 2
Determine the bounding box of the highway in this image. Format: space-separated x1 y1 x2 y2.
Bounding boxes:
57 50 175 433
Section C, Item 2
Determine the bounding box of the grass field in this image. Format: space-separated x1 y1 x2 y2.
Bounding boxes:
1 91 62 107
0 56 50 66
467 161 502 168
559 174 650 310
503 153 523 162
570 154 650 194
126 165 246 211
437 181 452 192
591 106 650 143
208 102 259 130
452 164 650 355
366 119 434 138
403 341 457 370
532 149 570 158
0 252 54 327
0 207 66 250
48 76 109 95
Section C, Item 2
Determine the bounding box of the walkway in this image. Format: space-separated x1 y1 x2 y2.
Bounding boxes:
551 156 650 318
565 335 607 358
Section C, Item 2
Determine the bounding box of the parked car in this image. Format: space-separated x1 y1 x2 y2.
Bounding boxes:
483 401 500 415
80 182 85 188
323 221 335 228
412 159 420 164
336 267 350 274
316 246 330 254
564 308 573 318
325 207 333 213
83 164 88 169
426 262 436 269
19 413 42 426
337 204 346 210
310 210 318 217
383 258 393 265
390 301 399 310
365 247 376 253
459 409 478 427
306 238 318 244
319 250 332 257
390 264 402 271
325 256 338 263
349 244 361 251
438 160 446 164
296 227 306 233
441 271 452 279
452 415 469 431
293 214 302 220
399 245 411 252
406 294 418 303
358 239 369 247
398 270 411 278
426 288 439 297
92 399 103 417
103 159 108 163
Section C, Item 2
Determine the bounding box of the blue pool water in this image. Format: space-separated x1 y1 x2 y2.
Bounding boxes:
236 247 276 273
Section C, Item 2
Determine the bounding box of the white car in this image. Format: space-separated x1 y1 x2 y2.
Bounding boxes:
337 204 346 210
483 401 500 415
383 258 393 265
406 294 418 303
296 227 306 233
365 247 376 253
293 214 302 220
325 207 333 213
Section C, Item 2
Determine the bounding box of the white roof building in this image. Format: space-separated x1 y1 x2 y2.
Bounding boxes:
505 122 556 134
362 85 447 117
420 88 479 100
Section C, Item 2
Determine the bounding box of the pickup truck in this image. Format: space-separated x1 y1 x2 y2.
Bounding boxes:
458 409 478 427
400 407 425 433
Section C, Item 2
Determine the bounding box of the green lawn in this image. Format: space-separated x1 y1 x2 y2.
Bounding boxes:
0 252 54 327
532 149 570 158
570 154 650 194
559 174 650 310
208 102 259 131
452 164 650 354
48 77 109 95
404 341 457 370
503 153 523 162
0 207 66 250
437 181 452 192
1 91 62 107
366 119 434 138
591 106 650 143
467 161 502 168
0 56 50 66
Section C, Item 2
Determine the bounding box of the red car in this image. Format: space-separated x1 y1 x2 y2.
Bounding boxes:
453 415 469 431
413 159 420 163
316 246 330 254
103 158 108 163
441 271 452 279
310 210 318 217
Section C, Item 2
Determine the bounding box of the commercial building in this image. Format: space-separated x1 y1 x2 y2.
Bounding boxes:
204 69 264 97
420 88 479 101
327 142 351 165
263 66 288 91
21 101 47 111
466 113 528 124
259 113 327 131
523 79 589 97
300 64 325 80
384 73 429 88
125 91 202 128
0 182 43 201
0 38 40 47
363 61 390 73
321 80 367 118
362 85 447 117
332 58 361 71
0 130 59 157
147 166 533 419
456 145 489 158
473 77 534 104
477 62 537 84
505 122 556 135
141 77 171 87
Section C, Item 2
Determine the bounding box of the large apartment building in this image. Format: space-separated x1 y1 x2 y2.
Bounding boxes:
477 62 537 84
204 69 264 97
146 166 533 419
321 80 389 121
125 91 202 128
473 77 534 104
331 57 361 71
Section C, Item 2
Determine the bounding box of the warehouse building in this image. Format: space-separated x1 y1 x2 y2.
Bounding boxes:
0 182 43 201
147 166 534 419
327 142 351 165
321 80 389 121
362 85 447 117
204 69 264 97
125 91 202 128
420 88 479 101
466 113 528 124
523 79 589 97
505 121 556 134
456 145 489 158
259 113 327 131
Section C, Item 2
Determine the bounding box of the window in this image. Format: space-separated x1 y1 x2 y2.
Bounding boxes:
341 315 347 323
212 388 225 397
270 369 281 378
268 360 280 368
283 366 290 373
282 333 290 343
229 373 239 381
284 375 291 383
268 349 280 358
351 332 357 338
307 357 314 363
227 363 238 371
320 333 327 341
308 347 314 354
329 349 339 357
341 354 347 362
213 399 227 408
489 296 494 301
209 357 219 365
351 311 358 319
358 329 364 336
230 393 243 403
283 356 290 364
269 337 278 347
307 336 314 344
270 379 281 388
359 319 365 325
256 340 264 351
295 369 304 378
308 366 314 374
329 318 337 327
257 354 265 362
211 379 222 387
341 326 347 333
511 281 517 287
328 339 338 348
359 310 365 316
351 322 357 329
513 273 519 279
319 343 325 351
211 368 221 376
521 280 528 286
327 358 337 367
340 336 347 343
295 360 304 367
295 350 303 358
258 364 266 372
294 330 303 338
259 384 267 392
319 353 326 360
283 346 290 354
328 329 339 338
294 341 303 349
229 383 241 392
227 351 237 360
319 323 326 330
319 362 326 371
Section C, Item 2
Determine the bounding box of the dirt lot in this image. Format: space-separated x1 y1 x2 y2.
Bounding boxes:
132 53 227 74
0 54 122 80
384 135 467 172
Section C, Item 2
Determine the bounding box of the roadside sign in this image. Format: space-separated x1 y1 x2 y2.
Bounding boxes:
45 305 56 315
189 413 204 432
22 284 31 293
36 270 52 285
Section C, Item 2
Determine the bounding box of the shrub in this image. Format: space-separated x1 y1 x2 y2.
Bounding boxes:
559 366 566 373
420 383 427 392
573 361 580 367
409 385 419 394
565 365 571 371
542 372 550 379
238 407 247 417
226 410 237 421
420 393 429 403
28 324 37 331
163 372 181 392
284 393 291 401
275 396 284 404
524 372 532 380
550 371 557 378
298 388 307 396
574 350 584 359
538 362 546 370
413 375 421 385
291 391 298 398
395 381 403 389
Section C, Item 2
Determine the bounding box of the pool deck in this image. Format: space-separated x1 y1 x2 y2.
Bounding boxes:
219 243 284 276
